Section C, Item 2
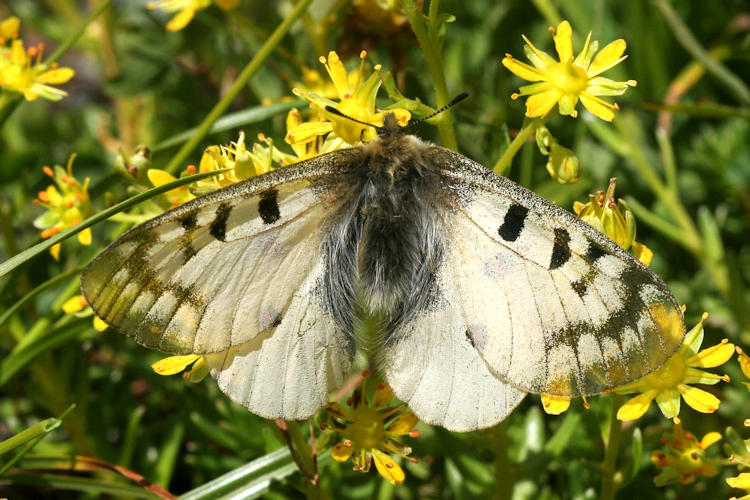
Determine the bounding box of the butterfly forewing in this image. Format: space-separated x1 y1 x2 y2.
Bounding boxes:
421 148 685 397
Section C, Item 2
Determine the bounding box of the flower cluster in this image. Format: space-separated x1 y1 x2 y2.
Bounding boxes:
0 16 75 101
33 156 93 260
503 20 636 121
322 374 419 486
650 418 722 486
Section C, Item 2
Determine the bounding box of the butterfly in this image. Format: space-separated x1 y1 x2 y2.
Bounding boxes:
81 108 685 432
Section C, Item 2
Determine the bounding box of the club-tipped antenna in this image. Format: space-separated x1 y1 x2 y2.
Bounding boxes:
324 106 380 130
408 92 469 127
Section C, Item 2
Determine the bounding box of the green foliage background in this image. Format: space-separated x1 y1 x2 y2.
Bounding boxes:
1 0 749 498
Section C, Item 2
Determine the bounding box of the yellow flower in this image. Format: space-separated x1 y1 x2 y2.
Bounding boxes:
293 50 410 144
151 354 208 382
574 178 653 266
616 312 734 421
727 473 750 500
502 20 637 121
62 295 109 332
33 155 93 260
193 131 276 192
147 0 239 31
650 418 722 486
323 374 419 486
0 39 75 101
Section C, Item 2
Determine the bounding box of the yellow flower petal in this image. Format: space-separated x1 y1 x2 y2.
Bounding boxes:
77 227 92 245
151 354 201 376
617 389 657 421
553 21 573 62
147 168 177 188
37 67 75 85
632 241 653 266
50 243 61 261
0 16 20 39
686 340 734 368
727 473 750 489
588 39 627 76
677 384 719 413
386 412 418 436
738 347 750 378
501 56 547 82
285 121 333 145
525 89 560 117
332 441 355 462
322 52 350 99
166 7 196 31
372 383 394 407
580 93 615 121
700 431 722 450
655 389 681 419
371 449 405 486
541 394 570 415
93 316 108 332
63 295 88 314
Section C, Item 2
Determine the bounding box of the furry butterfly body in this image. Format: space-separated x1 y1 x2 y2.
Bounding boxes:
82 115 685 431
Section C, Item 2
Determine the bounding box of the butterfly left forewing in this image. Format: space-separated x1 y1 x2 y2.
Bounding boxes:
424 148 685 397
81 151 363 419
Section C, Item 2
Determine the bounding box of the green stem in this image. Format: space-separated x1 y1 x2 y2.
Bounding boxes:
600 394 624 500
402 0 459 151
285 421 319 499
163 0 312 174
493 111 554 174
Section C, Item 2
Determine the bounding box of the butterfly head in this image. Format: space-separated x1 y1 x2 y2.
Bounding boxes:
376 113 407 141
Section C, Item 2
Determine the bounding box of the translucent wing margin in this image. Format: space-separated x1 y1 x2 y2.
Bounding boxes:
424 148 685 397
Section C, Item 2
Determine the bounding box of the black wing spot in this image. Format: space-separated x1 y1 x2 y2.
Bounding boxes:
585 242 608 264
498 204 528 242
259 189 281 225
550 228 572 270
179 211 198 231
210 203 232 241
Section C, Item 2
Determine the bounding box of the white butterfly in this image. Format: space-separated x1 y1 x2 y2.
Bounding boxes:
81 113 685 431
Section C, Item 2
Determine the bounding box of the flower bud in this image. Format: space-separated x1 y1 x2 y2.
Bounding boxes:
546 143 581 184
574 178 636 250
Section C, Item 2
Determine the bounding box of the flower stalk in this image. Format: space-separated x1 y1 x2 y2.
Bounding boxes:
493 111 554 175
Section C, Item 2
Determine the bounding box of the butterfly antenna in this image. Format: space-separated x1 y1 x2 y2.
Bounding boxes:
408 92 469 127
324 106 380 130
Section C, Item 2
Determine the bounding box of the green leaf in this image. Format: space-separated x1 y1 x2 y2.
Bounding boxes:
179 447 330 500
0 474 161 499
0 169 226 280
152 101 304 153
0 419 61 456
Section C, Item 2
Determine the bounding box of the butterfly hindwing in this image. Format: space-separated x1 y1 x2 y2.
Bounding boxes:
417 148 685 397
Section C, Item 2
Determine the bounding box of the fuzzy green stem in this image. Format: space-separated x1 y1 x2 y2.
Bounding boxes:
163 0 312 174
403 0 459 151
600 394 624 500
286 421 319 499
493 111 554 174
